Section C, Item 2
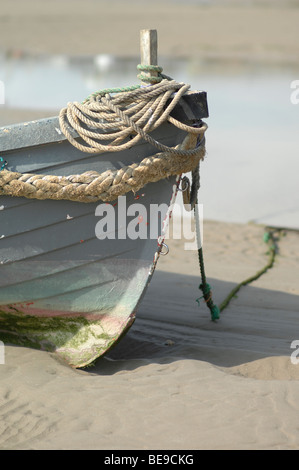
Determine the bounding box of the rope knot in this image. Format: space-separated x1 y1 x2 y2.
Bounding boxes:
196 281 220 321
136 64 164 84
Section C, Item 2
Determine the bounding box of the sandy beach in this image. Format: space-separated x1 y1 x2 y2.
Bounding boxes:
1 221 299 450
0 0 299 64
1 0 299 451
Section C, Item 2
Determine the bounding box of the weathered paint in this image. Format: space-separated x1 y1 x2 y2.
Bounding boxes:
0 93 200 366
0 256 159 367
0 306 136 367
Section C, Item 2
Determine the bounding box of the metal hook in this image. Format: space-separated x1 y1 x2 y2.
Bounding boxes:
160 242 169 256
178 176 190 192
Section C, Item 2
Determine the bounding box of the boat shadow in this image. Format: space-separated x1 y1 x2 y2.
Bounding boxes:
89 270 299 375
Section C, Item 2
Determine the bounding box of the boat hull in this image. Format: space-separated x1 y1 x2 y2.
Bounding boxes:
0 118 180 367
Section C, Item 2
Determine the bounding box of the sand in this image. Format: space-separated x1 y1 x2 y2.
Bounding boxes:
1 0 299 451
0 0 299 64
1 221 299 450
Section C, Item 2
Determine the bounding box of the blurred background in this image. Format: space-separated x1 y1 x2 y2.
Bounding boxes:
0 0 298 228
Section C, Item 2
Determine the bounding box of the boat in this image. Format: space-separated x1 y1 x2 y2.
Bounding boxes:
0 31 209 367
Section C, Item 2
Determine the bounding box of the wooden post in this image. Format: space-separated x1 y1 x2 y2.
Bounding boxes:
139 29 158 84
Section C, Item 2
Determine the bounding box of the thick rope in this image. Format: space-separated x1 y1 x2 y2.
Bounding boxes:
0 133 206 203
0 79 207 203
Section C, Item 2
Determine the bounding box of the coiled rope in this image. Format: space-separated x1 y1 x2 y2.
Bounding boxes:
0 79 207 203
58 79 205 155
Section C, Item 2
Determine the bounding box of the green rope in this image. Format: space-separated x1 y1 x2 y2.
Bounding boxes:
196 246 220 321
137 64 173 84
218 228 279 312
0 157 7 172
83 84 141 103
137 64 163 74
193 190 220 321
195 214 281 320
137 64 163 83
86 64 172 103
82 64 172 104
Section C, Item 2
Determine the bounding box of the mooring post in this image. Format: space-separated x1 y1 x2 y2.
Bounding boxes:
139 29 158 84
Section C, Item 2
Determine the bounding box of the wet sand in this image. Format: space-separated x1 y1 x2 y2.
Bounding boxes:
0 0 299 64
